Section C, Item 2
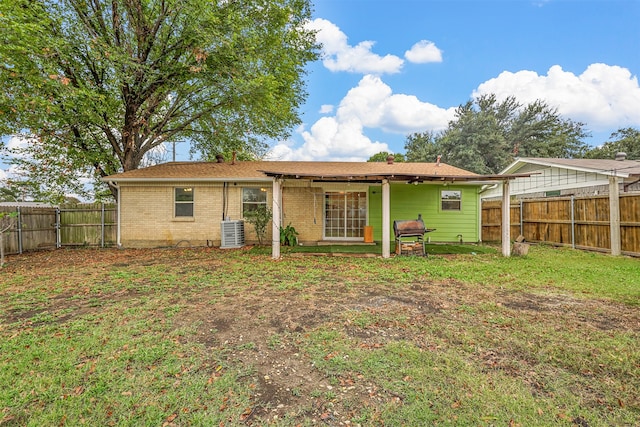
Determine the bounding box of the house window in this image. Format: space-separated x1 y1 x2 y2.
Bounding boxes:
175 187 194 217
324 192 367 239
441 190 461 211
242 188 267 216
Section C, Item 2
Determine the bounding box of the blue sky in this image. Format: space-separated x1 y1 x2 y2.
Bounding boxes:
2 0 639 182
267 0 640 161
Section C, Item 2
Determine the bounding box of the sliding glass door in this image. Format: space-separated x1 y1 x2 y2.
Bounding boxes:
324 192 367 239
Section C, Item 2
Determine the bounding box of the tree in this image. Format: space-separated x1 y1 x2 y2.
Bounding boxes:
404 131 441 163
0 0 319 201
244 205 272 246
584 128 640 160
367 151 406 162
404 94 589 174
0 211 18 268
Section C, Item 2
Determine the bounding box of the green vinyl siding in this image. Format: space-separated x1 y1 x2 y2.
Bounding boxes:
368 184 480 243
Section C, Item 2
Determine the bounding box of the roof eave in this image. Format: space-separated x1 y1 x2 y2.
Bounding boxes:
102 177 273 183
501 157 634 178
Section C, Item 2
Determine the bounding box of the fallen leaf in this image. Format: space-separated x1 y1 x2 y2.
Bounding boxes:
239 407 253 421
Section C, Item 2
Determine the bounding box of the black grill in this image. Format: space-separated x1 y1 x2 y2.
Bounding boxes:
393 214 435 256
393 217 427 238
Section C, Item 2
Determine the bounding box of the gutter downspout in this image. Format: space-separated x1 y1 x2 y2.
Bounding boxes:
108 181 121 248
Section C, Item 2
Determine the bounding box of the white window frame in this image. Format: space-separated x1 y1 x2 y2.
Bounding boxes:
323 191 367 240
242 187 268 217
441 189 462 211
174 187 194 217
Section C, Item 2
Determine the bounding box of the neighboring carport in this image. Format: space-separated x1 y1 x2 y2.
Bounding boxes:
258 168 531 259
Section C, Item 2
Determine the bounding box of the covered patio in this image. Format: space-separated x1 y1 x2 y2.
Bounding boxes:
259 167 530 259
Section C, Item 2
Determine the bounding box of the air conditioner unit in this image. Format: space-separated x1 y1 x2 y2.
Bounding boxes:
221 220 245 248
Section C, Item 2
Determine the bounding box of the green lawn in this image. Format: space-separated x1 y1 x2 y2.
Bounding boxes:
251 242 498 255
1 244 638 426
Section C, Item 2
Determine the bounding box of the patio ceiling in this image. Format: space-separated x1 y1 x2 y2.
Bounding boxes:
258 170 533 184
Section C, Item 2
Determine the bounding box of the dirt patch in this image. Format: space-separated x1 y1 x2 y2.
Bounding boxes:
3 248 639 425
501 291 640 332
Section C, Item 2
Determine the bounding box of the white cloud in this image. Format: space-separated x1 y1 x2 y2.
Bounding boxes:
473 63 640 131
337 75 455 134
268 75 456 161
306 18 404 75
7 135 30 152
319 104 334 114
405 40 443 64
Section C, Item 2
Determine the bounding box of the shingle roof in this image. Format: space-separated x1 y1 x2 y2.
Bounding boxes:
102 160 480 182
505 157 640 177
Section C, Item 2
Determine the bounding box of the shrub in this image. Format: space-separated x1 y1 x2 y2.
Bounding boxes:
280 223 299 246
244 205 272 245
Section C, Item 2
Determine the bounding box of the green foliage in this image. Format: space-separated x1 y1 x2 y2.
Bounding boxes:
244 205 272 245
404 131 442 163
279 223 299 246
367 151 406 162
0 211 18 267
584 127 640 160
0 211 18 232
0 0 319 201
405 94 589 173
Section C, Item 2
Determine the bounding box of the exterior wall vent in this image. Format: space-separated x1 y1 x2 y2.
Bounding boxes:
221 220 245 248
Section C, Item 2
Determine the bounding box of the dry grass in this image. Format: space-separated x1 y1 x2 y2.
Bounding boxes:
1 245 639 426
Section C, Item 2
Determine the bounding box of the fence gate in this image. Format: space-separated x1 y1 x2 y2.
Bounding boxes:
1 207 57 254
1 203 117 255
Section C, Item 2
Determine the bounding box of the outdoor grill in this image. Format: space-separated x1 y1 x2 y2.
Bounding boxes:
393 214 435 256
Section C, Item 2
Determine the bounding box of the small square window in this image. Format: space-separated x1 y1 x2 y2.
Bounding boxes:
175 187 194 217
441 190 461 211
242 188 267 216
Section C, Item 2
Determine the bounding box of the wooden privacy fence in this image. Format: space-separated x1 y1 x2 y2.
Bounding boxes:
0 203 117 255
482 194 640 256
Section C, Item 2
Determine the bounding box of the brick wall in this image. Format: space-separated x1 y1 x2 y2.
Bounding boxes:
281 186 324 242
119 181 371 247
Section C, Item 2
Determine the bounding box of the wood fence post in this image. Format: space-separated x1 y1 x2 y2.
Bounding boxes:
502 180 511 257
570 195 575 249
609 176 621 256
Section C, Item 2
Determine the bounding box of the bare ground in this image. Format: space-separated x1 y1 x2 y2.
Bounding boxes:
2 247 639 425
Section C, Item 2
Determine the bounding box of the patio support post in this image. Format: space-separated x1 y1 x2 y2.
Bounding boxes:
272 178 282 260
382 179 390 258
501 180 511 257
609 175 621 256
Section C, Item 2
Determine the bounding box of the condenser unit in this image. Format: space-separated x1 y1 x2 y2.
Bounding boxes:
220 220 245 248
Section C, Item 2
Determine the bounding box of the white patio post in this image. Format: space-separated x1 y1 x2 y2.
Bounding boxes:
382 179 390 258
501 180 511 257
272 178 282 260
609 175 621 256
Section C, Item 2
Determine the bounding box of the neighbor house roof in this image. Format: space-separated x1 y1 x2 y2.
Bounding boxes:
501 157 640 178
0 201 57 208
103 161 529 184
